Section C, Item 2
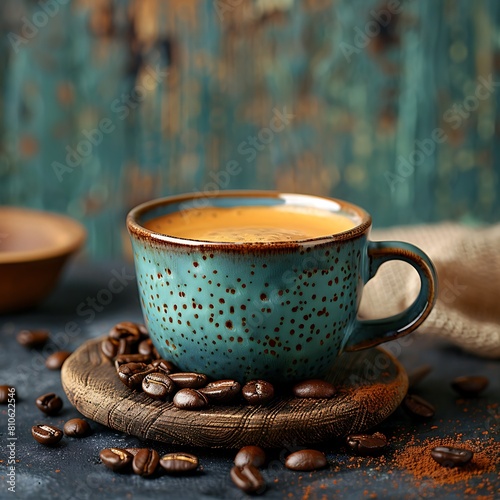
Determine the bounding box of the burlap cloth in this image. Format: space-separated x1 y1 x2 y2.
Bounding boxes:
360 223 500 359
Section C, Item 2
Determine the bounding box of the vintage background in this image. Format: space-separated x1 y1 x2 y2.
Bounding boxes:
0 0 499 259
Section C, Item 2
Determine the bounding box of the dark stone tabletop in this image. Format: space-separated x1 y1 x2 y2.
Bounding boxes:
1 261 499 499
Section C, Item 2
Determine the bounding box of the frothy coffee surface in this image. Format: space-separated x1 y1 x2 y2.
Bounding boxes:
144 206 356 242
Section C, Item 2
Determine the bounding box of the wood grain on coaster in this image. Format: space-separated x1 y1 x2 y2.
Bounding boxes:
62 337 408 448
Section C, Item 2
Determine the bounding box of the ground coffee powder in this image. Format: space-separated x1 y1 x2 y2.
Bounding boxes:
392 436 499 495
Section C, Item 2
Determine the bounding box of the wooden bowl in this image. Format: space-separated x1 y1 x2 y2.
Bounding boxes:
0 207 86 314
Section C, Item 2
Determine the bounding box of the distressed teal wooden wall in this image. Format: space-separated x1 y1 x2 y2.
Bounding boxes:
1 0 499 259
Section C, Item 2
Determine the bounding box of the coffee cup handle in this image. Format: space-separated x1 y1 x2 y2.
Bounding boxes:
344 240 437 352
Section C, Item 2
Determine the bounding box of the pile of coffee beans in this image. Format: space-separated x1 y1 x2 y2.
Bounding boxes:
101 321 339 410
10 325 490 495
99 447 199 477
101 322 257 408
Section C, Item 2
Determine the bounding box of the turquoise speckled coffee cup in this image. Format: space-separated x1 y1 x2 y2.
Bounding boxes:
127 191 437 383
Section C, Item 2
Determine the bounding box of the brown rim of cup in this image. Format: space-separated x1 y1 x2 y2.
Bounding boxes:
126 190 372 252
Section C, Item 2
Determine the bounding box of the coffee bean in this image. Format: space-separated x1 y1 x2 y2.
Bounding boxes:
117 362 156 390
199 380 241 403
0 385 15 404
36 392 63 416
173 388 209 410
45 351 72 370
292 379 336 399
160 452 199 474
64 418 91 437
118 338 134 355
17 329 49 349
230 464 266 494
142 372 175 400
151 359 178 375
408 364 433 388
114 353 152 371
138 339 160 359
346 432 387 456
169 372 208 389
138 323 149 338
100 448 133 472
132 449 160 477
242 380 274 405
109 321 142 344
124 448 143 457
430 446 474 467
32 424 63 446
101 338 132 360
101 338 119 359
284 449 327 471
234 446 266 468
402 393 435 419
451 376 489 397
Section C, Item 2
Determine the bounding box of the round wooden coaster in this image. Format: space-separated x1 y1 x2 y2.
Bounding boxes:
61 337 408 449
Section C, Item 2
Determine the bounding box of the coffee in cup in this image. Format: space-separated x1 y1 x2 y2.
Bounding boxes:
144 205 356 243
127 191 436 382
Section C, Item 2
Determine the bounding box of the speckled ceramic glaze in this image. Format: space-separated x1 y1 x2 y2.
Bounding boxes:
127 192 437 383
